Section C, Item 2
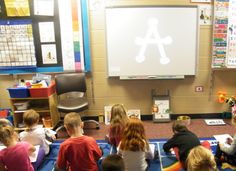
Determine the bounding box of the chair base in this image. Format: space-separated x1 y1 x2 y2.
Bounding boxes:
54 119 100 131
83 120 100 129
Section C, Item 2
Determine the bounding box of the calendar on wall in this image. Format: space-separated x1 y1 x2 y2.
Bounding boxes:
212 0 236 68
0 0 91 74
0 20 36 69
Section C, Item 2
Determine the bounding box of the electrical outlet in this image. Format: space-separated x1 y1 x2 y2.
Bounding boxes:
195 86 203 92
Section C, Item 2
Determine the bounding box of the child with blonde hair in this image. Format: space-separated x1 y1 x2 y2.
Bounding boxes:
0 118 12 126
118 118 153 171
187 145 218 171
56 112 102 171
0 125 35 171
108 104 129 147
0 119 12 146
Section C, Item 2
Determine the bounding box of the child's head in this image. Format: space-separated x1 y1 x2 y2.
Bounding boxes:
64 112 82 135
0 118 12 127
120 118 147 151
0 125 15 146
23 109 40 127
102 154 125 171
110 104 127 122
172 120 188 133
187 145 217 171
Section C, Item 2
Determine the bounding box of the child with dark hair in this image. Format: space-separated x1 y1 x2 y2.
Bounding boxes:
163 120 201 167
56 112 102 171
0 125 35 171
102 154 125 171
107 104 129 147
118 118 153 171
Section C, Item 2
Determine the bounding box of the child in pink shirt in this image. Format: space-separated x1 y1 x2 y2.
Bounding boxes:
0 125 35 171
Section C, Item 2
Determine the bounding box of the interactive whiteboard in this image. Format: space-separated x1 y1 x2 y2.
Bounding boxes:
105 6 199 78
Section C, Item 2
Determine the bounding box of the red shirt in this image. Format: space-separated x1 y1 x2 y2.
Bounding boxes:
108 125 124 147
0 142 34 171
57 135 102 171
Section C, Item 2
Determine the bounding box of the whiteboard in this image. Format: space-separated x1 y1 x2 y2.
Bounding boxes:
105 6 199 78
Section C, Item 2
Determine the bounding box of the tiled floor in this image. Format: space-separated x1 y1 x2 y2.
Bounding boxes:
84 119 236 140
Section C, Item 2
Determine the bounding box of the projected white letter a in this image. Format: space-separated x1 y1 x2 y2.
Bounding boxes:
135 18 172 64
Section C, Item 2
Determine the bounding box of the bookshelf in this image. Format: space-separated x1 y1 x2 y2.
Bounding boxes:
10 93 59 129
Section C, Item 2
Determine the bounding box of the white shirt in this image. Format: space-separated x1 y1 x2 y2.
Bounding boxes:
221 134 236 155
19 125 50 155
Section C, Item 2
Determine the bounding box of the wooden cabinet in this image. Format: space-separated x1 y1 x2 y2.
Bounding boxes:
10 93 59 130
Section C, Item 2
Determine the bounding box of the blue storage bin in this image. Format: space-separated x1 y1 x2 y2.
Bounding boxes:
7 87 30 98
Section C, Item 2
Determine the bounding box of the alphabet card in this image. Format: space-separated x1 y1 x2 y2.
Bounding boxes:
198 5 213 25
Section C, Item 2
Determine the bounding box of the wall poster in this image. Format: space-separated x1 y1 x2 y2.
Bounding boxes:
212 0 236 68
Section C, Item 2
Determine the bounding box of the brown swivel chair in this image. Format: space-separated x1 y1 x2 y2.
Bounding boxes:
55 72 99 130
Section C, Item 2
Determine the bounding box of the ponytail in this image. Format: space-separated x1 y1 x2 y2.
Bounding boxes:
0 125 14 145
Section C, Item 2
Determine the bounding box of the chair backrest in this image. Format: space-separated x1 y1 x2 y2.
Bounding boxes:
55 73 86 96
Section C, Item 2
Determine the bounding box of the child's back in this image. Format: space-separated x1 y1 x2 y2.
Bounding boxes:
56 112 102 171
0 125 34 171
20 125 49 154
19 109 51 154
0 142 34 171
108 104 128 147
57 135 102 171
118 118 153 171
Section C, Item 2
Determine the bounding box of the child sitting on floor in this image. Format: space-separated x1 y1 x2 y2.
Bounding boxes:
118 118 154 171
19 109 54 154
163 120 201 168
102 154 125 171
19 109 55 170
215 114 236 166
0 125 35 171
187 145 218 171
107 104 129 148
0 119 12 146
56 112 102 171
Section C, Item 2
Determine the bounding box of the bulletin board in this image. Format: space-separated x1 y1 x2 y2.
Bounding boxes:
0 0 91 74
212 0 236 68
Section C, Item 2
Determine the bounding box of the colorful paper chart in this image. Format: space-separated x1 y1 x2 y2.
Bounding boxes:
212 0 236 68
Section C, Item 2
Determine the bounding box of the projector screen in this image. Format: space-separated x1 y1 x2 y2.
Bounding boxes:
105 6 199 78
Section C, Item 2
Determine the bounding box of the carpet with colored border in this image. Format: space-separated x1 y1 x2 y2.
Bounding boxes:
38 138 236 171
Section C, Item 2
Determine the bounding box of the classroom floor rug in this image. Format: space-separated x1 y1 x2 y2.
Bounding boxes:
38 138 235 171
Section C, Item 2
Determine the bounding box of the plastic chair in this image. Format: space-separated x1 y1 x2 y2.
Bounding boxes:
55 72 99 129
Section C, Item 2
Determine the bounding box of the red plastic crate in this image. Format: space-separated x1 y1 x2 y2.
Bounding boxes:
29 81 55 97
